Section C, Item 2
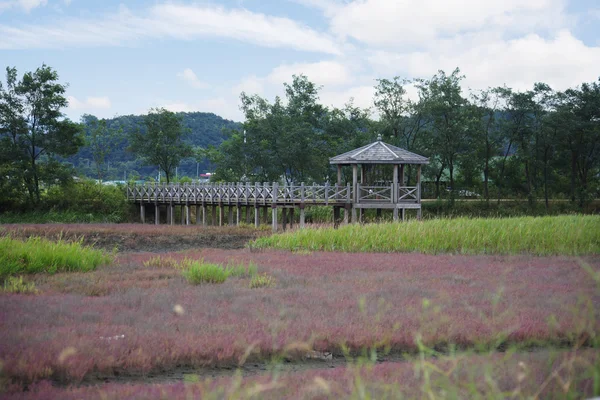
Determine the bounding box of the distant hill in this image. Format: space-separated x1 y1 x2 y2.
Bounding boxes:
69 112 241 180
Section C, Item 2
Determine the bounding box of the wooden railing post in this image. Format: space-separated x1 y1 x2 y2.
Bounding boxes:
271 182 278 232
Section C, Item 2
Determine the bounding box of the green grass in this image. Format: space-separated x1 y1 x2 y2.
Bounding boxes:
225 261 258 278
252 215 600 255
182 259 228 284
0 236 114 278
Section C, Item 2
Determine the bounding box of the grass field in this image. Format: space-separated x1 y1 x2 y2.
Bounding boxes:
253 215 600 255
0 223 598 398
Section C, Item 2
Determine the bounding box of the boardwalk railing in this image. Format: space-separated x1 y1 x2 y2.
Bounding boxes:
127 182 419 205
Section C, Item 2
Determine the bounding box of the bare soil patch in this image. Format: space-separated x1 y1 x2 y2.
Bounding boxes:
0 223 266 252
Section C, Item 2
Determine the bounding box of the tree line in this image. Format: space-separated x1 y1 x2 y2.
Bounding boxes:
209 71 600 208
1 64 598 213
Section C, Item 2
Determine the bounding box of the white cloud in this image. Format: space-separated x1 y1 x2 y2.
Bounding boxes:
0 3 341 54
68 95 111 111
177 68 209 89
267 61 352 87
369 30 600 93
0 0 47 13
329 0 567 48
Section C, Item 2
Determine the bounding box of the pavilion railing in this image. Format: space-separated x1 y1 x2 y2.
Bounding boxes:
127 182 419 205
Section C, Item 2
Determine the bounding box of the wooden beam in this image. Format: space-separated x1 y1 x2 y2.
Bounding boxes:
299 206 305 229
140 203 145 224
271 206 278 232
254 206 260 228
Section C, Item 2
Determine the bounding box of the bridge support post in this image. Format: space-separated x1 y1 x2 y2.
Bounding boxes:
343 204 350 225
155 204 160 225
254 206 260 227
196 205 201 225
186 204 191 225
236 205 241 226
417 207 422 220
181 205 185 225
202 204 207 226
169 203 174 226
228 206 234 225
271 205 278 232
246 206 252 224
263 207 268 224
211 205 217 226
393 207 399 221
140 203 145 224
282 208 287 231
402 209 406 221
299 205 305 229
352 206 357 224
219 204 225 226
289 208 294 229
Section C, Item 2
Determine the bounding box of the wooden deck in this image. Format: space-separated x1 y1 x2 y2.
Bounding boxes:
127 182 422 229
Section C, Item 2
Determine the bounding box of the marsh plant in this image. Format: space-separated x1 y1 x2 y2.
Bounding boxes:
0 236 113 278
253 215 600 255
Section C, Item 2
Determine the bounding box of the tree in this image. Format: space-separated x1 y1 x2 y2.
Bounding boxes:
417 68 473 201
374 77 426 153
82 114 123 182
129 108 193 183
561 80 600 205
210 75 333 184
0 65 83 205
470 88 505 203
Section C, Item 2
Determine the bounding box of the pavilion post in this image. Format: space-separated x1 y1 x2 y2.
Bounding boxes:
337 165 342 186
352 164 358 223
417 164 422 220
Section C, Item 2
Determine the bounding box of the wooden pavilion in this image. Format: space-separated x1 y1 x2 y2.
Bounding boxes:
330 134 429 221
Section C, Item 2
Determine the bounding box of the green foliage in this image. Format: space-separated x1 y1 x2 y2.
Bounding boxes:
225 261 258 277
252 215 600 255
0 236 113 279
249 273 276 288
0 64 84 207
129 108 194 183
182 260 228 284
209 75 362 183
44 179 131 222
3 276 38 294
81 114 124 182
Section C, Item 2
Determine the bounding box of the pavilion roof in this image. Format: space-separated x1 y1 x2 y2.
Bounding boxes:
329 136 429 165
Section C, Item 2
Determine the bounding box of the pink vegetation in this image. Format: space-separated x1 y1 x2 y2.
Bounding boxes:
1 250 598 385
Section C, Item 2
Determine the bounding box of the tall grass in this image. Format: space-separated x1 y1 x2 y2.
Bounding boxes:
252 215 600 255
182 260 228 284
0 236 113 278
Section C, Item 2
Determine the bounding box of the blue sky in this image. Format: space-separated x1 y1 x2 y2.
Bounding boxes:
1 0 598 122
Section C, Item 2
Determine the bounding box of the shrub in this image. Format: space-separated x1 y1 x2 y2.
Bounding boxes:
182 260 228 284
3 276 38 294
0 236 113 278
249 273 276 288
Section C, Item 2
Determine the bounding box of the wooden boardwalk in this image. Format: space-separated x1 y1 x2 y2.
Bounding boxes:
127 182 422 230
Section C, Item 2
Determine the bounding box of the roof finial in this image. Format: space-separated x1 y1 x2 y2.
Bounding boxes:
377 133 382 142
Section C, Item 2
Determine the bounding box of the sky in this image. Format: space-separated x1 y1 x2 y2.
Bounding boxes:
1 0 599 122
